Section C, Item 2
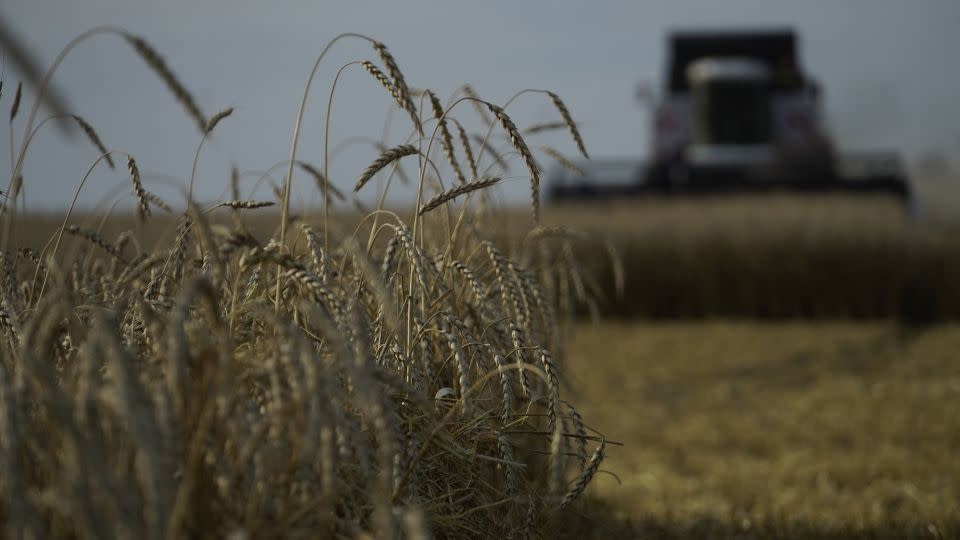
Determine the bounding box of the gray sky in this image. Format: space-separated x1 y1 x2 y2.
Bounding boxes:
2 0 958 210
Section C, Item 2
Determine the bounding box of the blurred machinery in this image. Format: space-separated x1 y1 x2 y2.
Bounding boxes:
547 28 911 204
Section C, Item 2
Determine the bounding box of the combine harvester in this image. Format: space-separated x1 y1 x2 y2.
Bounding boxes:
547 28 912 205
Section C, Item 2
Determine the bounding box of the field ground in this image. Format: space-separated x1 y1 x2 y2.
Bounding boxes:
560 321 960 538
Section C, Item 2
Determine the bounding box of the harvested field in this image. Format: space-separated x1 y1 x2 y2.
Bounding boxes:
558 321 960 538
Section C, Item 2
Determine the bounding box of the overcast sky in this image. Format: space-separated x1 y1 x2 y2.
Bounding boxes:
2 0 958 210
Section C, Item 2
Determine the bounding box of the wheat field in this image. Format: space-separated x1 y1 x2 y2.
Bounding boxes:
0 30 610 539
2 26 959 540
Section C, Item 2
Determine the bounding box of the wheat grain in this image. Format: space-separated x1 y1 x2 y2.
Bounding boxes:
371 41 422 135
297 161 345 202
65 225 123 259
127 157 151 222
427 90 466 184
418 176 500 215
124 34 207 133
9 82 21 121
486 103 541 222
523 121 569 135
546 91 588 158
143 191 172 213
559 438 605 510
354 144 419 192
540 145 585 177
451 118 478 179
217 200 275 210
71 115 115 168
204 107 234 134
461 84 493 126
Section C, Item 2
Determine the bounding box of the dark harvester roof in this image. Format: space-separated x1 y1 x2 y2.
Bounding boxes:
667 28 803 92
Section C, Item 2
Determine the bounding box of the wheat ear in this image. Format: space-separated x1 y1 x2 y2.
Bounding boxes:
297 161 345 202
559 438 606 509
9 82 21 121
71 115 114 169
127 157 151 222
540 146 585 177
426 90 466 184
546 91 588 158
354 144 419 192
486 103 541 222
124 34 207 133
418 177 500 215
204 107 233 134
451 119 478 179
371 42 422 135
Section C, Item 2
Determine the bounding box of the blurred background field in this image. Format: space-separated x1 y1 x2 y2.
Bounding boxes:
4 1 959 536
557 321 960 538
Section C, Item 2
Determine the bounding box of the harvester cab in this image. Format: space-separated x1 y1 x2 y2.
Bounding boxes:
547 28 912 204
